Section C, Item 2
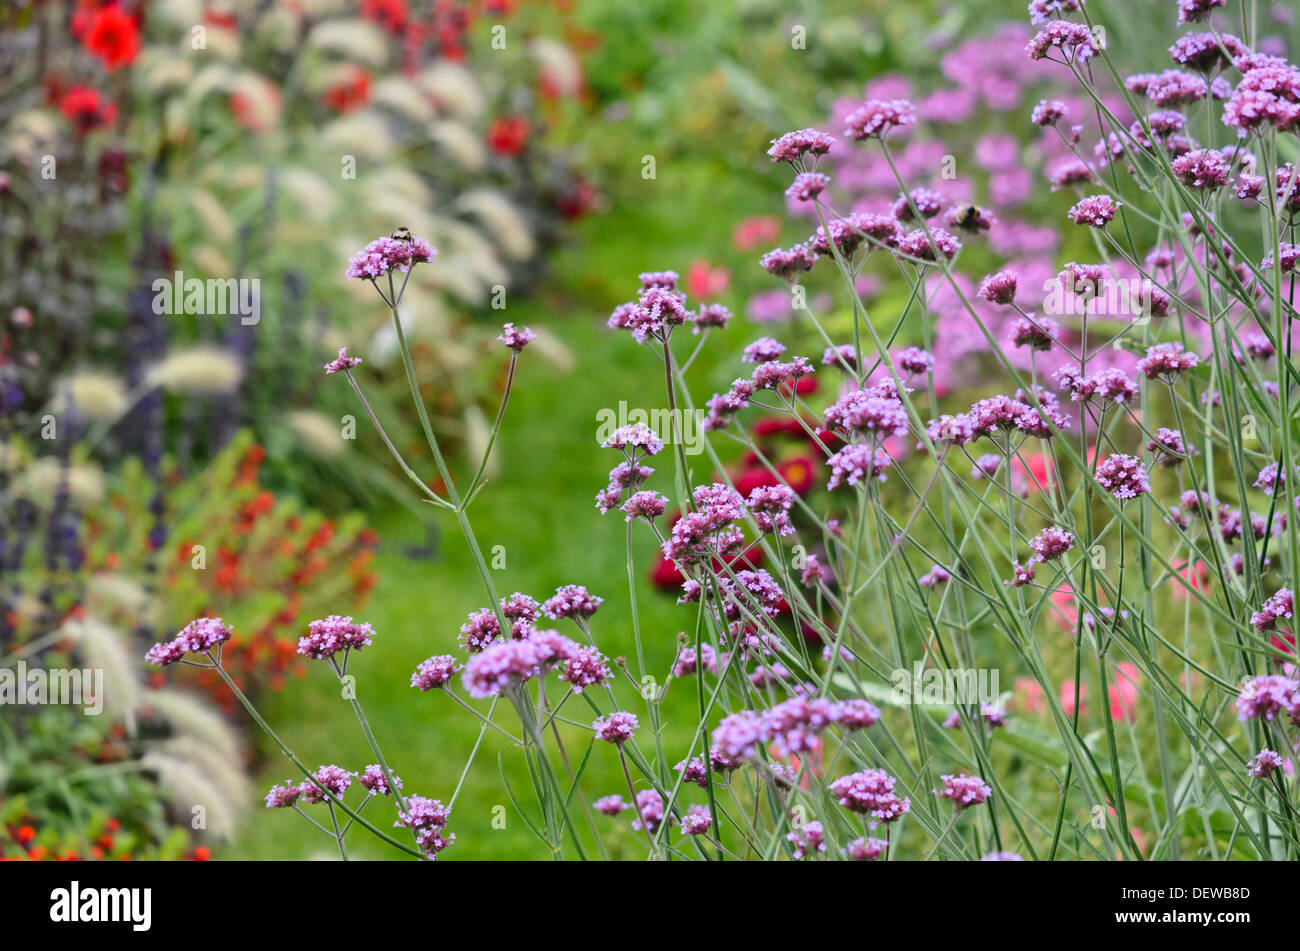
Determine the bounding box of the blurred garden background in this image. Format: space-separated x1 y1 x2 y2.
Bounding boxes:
5 0 1297 861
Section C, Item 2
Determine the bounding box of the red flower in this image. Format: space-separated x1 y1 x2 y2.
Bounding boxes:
82 7 141 71
59 86 117 135
734 465 779 498
361 0 408 32
323 67 372 113
556 178 598 219
777 456 817 495
687 260 729 299
488 116 530 156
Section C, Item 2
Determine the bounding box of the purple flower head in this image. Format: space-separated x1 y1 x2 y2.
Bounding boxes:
1065 368 1138 406
1031 99 1069 126
1028 0 1080 23
760 244 818 281
1095 454 1151 500
919 565 951 589
693 482 747 526
360 764 402 797
675 756 711 788
459 607 502 653
1049 158 1094 190
397 795 450 833
1136 342 1200 380
829 768 911 822
835 698 882 730
681 804 713 836
747 484 796 536
926 413 974 446
823 390 909 439
1250 588 1295 632
891 187 944 221
1248 749 1285 778
542 584 604 622
826 444 894 489
786 171 830 203
767 128 836 164
594 795 627 816
639 271 680 291
299 765 355 804
1172 148 1230 189
1140 70 1209 108
896 227 962 262
742 337 788 364
1169 32 1250 71
461 635 575 698
145 617 233 666
1010 315 1061 352
673 644 718 677
559 645 612 692
345 234 436 281
602 422 665 456
621 490 668 522
1177 0 1225 24
622 286 690 343
1261 243 1300 273
324 347 362 375
711 710 767 761
297 615 376 660
1147 427 1189 464
691 302 732 332
843 99 917 140
763 695 840 756
1068 195 1121 228
896 346 933 376
411 654 460 691
593 710 639 744
1025 21 1096 62
1235 674 1298 721
1005 561 1036 587
500 592 541 637
934 773 992 810
787 821 826 859
264 782 302 809
497 323 537 351
1030 526 1075 562
844 837 890 861
982 851 1024 861
631 790 674 833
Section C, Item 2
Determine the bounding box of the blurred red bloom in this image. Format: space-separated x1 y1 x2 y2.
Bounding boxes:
687 259 729 299
81 6 141 71
323 67 372 113
733 215 780 251
59 86 116 134
361 0 408 32
556 178 598 219
488 116 530 156
1109 661 1141 722
1012 451 1055 495
777 456 817 495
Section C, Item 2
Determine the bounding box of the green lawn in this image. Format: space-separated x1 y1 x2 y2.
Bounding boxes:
223 159 777 859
